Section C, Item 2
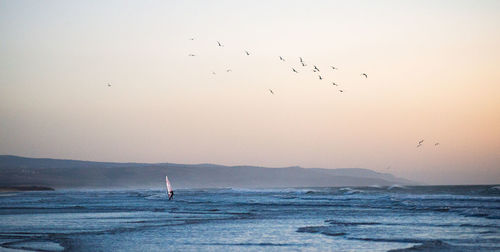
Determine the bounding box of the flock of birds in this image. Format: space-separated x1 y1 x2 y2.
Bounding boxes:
184 39 369 95
107 38 368 94
105 38 439 149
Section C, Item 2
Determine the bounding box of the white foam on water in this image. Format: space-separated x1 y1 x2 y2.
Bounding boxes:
388 184 407 190
7 241 64 252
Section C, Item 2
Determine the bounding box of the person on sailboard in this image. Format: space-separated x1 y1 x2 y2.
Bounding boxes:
166 175 174 200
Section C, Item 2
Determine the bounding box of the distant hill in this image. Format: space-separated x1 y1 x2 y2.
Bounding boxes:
0 155 416 189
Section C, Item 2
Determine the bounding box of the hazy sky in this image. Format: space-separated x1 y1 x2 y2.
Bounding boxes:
1 0 499 185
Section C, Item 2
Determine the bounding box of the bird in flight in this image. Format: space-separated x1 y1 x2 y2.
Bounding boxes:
300 57 304 62
107 83 111 87
245 50 250 55
313 65 320 72
332 82 338 86
188 54 196 56
435 142 440 146
269 89 274 95
331 66 337 70
318 75 323 80
226 69 232 72
338 89 344 93
361 73 368 78
279 56 285 61
292 68 298 73
217 41 223 47
189 38 195 40
301 62 307 67
212 72 216 75
417 139 424 147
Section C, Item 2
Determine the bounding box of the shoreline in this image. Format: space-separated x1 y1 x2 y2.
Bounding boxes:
0 186 55 192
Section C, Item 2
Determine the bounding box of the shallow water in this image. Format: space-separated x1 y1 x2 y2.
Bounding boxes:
0 185 499 251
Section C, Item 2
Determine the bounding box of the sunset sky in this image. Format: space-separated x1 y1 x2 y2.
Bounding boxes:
1 0 499 184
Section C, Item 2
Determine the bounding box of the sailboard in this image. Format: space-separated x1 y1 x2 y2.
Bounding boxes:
166 175 173 199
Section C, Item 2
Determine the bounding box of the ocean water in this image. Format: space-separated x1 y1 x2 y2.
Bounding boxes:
0 185 499 251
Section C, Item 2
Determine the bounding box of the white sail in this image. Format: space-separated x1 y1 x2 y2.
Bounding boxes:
166 176 173 198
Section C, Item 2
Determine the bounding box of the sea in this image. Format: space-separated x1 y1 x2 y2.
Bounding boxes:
0 185 499 251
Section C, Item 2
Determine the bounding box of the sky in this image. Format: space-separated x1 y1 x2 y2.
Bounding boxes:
0 0 499 185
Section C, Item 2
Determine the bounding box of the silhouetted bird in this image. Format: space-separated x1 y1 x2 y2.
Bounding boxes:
226 69 232 72
245 50 250 55
188 54 196 56
280 56 285 61
269 89 274 95
339 89 344 93
314 65 320 72
332 82 338 86
107 83 111 87
318 75 323 80
417 139 424 148
435 143 440 146
189 38 195 40
300 57 304 62
292 68 298 73
301 62 307 67
212 72 216 75
217 41 223 47
361 73 368 78
331 66 337 70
